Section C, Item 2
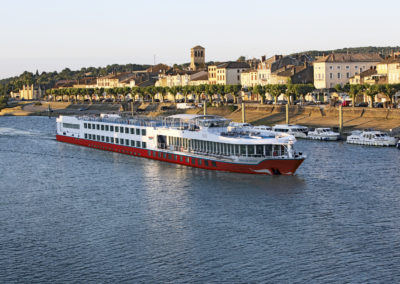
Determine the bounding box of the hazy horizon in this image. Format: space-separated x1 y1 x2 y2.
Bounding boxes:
1 0 399 79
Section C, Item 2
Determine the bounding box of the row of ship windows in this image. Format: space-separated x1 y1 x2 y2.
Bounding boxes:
84 123 146 136
84 133 147 148
147 150 217 167
167 136 285 157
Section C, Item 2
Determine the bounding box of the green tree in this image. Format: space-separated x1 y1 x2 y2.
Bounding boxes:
269 84 287 104
365 84 378 108
253 85 266 104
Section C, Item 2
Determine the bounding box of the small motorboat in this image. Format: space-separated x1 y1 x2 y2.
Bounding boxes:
346 130 398 146
307 128 340 141
272 124 308 138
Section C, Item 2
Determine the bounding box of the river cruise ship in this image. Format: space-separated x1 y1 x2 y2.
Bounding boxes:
56 114 306 175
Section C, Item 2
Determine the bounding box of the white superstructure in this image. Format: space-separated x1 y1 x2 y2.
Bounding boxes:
346 130 398 146
272 124 309 138
307 128 341 141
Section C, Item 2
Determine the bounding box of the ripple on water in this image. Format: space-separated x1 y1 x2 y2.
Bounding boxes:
0 116 400 283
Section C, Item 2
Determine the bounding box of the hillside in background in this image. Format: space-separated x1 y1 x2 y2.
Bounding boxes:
1 46 400 96
291 46 400 58
0 63 150 95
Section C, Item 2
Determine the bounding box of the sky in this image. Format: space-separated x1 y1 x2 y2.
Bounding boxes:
1 0 399 79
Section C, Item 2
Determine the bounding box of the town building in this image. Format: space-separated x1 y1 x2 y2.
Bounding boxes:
240 70 258 87
349 67 387 85
313 53 382 89
155 70 208 87
208 65 218 85
269 64 314 85
188 71 209 86
257 54 312 85
208 62 250 85
15 84 45 100
96 72 137 88
387 57 400 84
190 45 205 71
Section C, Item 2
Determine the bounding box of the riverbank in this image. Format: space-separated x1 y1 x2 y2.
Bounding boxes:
1 101 400 132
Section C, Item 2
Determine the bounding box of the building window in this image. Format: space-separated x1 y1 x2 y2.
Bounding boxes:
355 66 358 69
329 66 333 70
142 142 147 149
346 66 349 69
125 139 129 145
106 137 109 142
131 140 135 146
329 73 333 79
211 161 217 167
125 127 129 134
115 138 119 144
141 129 146 136
337 73 341 79
105 125 109 131
84 123 87 129
337 66 340 69
96 124 100 130
88 124 91 129
115 126 119 132
101 136 105 141
101 125 104 131
110 125 114 131
136 141 141 147
346 72 350 78
84 133 87 139
96 135 100 140
130 128 134 134
136 128 140 135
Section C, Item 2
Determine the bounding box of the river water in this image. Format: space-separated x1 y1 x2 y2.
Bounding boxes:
0 116 399 283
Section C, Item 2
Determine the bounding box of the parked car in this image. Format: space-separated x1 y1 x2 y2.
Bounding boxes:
374 102 383 108
356 102 368 107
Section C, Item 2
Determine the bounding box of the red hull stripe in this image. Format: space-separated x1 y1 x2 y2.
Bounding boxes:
56 135 304 175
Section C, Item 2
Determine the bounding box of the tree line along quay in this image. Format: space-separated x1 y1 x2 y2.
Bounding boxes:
37 83 400 108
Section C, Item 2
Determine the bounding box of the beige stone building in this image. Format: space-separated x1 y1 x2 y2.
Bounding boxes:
240 70 258 87
349 67 387 85
189 71 209 86
190 45 205 71
313 53 382 89
208 62 250 85
269 64 314 85
256 54 312 85
17 84 45 100
96 72 136 88
155 70 208 87
387 57 400 84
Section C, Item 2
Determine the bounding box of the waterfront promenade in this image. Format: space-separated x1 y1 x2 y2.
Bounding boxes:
1 101 400 132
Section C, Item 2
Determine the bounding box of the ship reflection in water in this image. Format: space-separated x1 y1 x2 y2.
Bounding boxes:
0 116 400 283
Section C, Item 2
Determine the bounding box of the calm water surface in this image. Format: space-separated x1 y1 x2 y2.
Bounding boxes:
0 116 399 283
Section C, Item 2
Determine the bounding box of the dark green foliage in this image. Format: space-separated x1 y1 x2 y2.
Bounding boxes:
0 63 150 94
292 46 400 58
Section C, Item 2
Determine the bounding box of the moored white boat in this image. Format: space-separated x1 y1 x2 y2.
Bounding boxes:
56 114 306 175
307 128 340 141
272 124 308 138
346 130 398 146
